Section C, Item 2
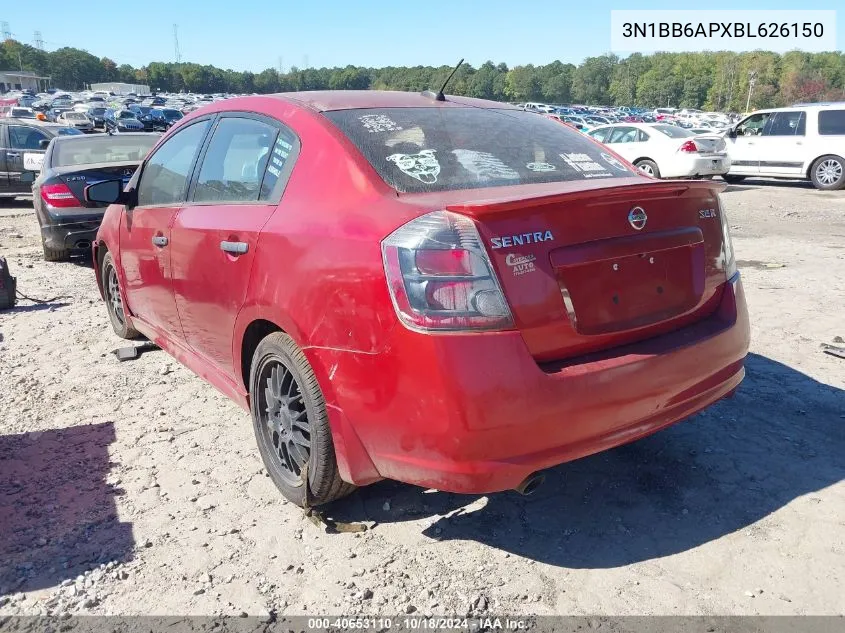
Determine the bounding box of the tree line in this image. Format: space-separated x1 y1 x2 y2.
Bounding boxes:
2 38 844 111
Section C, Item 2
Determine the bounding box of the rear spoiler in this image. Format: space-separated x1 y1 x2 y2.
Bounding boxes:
446 180 725 216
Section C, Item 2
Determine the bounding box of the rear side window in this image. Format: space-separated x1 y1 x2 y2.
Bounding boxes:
818 110 845 135
137 120 210 207
323 108 636 193
192 117 292 203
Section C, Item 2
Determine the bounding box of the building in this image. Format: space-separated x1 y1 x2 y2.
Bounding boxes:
0 70 51 93
89 82 151 96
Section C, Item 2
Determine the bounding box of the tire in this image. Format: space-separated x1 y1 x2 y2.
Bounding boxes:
810 155 845 190
249 332 355 507
101 251 139 339
722 174 746 184
634 159 661 179
42 242 70 262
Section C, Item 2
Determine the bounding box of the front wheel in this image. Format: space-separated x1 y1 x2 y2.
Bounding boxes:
249 332 355 507
634 159 661 179
722 174 746 184
101 251 139 339
810 155 845 190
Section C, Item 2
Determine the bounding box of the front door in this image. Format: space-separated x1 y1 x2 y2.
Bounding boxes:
119 118 212 339
170 114 298 379
4 123 50 193
725 112 772 176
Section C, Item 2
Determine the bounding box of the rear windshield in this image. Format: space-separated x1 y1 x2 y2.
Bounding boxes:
651 124 694 138
818 109 845 135
53 135 158 167
323 107 636 193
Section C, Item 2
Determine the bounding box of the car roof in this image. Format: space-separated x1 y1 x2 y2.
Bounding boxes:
4 118 68 129
51 131 159 144
274 90 522 113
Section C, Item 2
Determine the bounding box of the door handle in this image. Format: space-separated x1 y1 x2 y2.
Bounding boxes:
6 152 20 158
151 235 168 247
220 241 248 255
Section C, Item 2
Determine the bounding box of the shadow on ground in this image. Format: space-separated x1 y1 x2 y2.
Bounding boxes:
327 353 844 568
0 422 133 594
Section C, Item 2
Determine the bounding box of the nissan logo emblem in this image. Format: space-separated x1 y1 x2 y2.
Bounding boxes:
628 207 647 230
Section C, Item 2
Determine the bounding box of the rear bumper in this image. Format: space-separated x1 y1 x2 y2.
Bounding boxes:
308 274 750 493
41 209 104 251
665 155 730 178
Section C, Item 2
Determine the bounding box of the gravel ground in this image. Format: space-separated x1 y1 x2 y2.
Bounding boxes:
1 179 843 618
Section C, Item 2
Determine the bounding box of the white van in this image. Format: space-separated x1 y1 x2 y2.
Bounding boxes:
723 103 845 190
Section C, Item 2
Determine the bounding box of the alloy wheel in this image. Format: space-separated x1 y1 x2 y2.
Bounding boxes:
816 159 843 186
107 266 125 325
257 360 311 486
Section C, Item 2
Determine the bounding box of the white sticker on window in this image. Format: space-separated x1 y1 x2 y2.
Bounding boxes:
386 149 440 184
526 162 556 172
559 152 612 177
453 150 519 181
23 153 44 171
360 114 403 134
600 152 628 171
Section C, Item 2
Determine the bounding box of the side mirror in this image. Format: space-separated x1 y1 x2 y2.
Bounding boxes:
39 139 50 149
84 179 127 205
19 171 36 184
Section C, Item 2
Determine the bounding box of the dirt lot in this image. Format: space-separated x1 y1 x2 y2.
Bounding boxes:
1 180 843 618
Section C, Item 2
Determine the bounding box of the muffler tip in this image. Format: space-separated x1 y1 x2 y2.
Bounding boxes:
514 472 546 496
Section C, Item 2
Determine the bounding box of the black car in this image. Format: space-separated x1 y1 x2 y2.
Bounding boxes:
28 132 160 260
159 108 184 129
104 109 145 133
0 119 84 200
86 106 108 129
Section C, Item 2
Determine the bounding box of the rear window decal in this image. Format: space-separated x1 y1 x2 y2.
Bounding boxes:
600 152 628 171
452 150 519 181
526 162 556 172
560 152 611 177
386 150 440 184
360 114 403 134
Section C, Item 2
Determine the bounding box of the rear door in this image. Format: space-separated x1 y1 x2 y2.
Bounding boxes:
170 113 299 379
0 122 9 193
755 111 808 176
119 118 212 339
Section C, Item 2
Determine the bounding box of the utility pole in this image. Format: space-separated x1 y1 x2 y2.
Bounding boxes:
1 21 10 41
746 70 757 114
173 24 181 63
303 55 308 70
278 56 283 74
33 30 44 50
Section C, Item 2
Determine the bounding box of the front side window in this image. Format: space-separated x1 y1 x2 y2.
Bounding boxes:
324 107 636 194
137 120 210 207
588 127 611 143
735 113 771 137
192 117 289 203
8 125 48 150
818 110 845 135
762 111 805 136
607 127 639 144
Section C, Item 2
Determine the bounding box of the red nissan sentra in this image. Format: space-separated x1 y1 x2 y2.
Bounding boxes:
88 91 750 506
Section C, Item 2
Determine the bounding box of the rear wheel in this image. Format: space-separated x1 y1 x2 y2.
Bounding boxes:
810 155 845 190
722 174 746 184
634 159 660 179
250 332 355 507
101 251 139 339
42 242 70 262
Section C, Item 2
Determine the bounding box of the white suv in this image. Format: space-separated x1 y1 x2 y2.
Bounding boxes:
722 104 845 190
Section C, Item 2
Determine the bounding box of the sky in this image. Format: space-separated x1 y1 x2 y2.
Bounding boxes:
2 1 842 72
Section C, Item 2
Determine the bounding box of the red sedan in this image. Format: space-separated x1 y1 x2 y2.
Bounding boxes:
88 91 749 506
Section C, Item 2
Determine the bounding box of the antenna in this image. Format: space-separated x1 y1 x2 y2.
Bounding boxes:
278 56 283 74
423 58 464 102
1 21 11 40
33 30 44 50
173 24 181 63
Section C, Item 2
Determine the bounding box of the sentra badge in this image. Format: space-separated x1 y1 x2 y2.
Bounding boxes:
490 231 554 250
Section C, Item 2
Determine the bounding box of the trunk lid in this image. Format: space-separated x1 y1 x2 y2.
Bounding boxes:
441 178 728 362
53 162 139 208
689 134 726 155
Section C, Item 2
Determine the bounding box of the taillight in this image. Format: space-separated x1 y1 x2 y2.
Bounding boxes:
679 140 699 153
40 182 81 208
678 141 698 153
717 195 737 279
381 210 514 332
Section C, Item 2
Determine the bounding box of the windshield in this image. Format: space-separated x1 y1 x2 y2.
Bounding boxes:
118 111 138 119
323 107 635 193
53 135 158 167
65 112 87 120
163 109 182 120
12 108 34 118
651 124 694 139
89 108 106 115
56 128 84 136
